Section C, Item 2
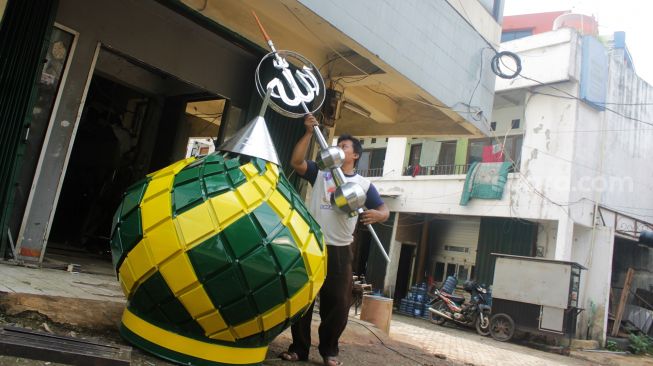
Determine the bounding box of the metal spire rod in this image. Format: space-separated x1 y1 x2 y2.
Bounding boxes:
252 11 389 263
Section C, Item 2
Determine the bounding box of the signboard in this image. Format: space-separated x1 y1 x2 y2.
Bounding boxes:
580 35 608 111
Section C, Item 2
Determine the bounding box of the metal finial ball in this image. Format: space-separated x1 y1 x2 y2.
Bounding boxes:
331 182 367 214
316 146 345 171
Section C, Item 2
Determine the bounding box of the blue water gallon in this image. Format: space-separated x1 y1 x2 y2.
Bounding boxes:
442 276 457 294
414 307 422 317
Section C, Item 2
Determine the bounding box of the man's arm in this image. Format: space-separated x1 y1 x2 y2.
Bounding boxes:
359 184 389 225
290 114 318 177
360 203 389 225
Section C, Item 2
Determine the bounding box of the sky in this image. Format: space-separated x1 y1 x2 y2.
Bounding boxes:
503 0 653 85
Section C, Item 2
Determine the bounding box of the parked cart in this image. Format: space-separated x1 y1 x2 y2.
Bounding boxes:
488 254 586 342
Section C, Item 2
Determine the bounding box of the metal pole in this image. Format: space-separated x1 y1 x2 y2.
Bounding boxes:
301 102 389 263
253 12 389 263
359 209 391 263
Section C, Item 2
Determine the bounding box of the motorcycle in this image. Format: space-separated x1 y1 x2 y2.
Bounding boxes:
427 279 492 336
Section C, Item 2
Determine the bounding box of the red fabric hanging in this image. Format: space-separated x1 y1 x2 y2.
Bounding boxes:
482 145 504 162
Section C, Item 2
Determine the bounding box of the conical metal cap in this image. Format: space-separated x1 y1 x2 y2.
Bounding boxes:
218 115 280 166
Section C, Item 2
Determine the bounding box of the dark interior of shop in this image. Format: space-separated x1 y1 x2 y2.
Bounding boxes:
47 69 224 267
50 75 149 256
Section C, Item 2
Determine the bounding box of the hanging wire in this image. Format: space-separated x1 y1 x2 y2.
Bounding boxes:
278 2 652 217
491 51 522 79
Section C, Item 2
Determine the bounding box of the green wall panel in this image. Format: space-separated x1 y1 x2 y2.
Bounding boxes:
0 0 58 256
474 217 537 285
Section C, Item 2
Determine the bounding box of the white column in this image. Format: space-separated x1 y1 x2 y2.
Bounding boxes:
383 213 402 296
554 217 574 260
572 226 614 344
383 137 407 177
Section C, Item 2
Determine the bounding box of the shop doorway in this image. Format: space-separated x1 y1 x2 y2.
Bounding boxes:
394 244 416 301
47 49 227 265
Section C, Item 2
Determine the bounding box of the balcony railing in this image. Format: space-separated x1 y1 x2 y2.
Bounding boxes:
403 164 470 176
358 168 384 177
360 163 517 178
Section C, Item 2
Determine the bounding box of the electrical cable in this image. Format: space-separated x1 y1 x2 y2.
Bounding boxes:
496 55 653 127
491 51 522 79
591 201 653 219
475 115 573 215
334 74 371 85
449 0 522 82
364 86 399 103
277 2 653 219
480 115 653 219
281 2 521 122
446 0 498 53
347 317 430 365
529 90 653 128
301 307 431 364
492 61 653 193
319 55 340 74
466 47 490 120
532 127 653 134
532 91 653 106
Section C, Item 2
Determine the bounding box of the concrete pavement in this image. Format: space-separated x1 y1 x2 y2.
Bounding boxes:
1 262 650 366
388 313 591 366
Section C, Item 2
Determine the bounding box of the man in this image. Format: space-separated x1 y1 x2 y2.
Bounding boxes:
280 114 389 366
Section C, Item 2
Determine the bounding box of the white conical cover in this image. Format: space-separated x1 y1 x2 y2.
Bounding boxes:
218 116 280 166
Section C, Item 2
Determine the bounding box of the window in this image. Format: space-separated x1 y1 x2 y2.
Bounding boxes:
409 144 422 166
436 261 474 283
501 29 533 42
467 135 523 171
458 265 469 282
468 139 492 164
371 138 377 143
438 141 457 166
360 139 364 145
479 0 504 21
444 245 470 253
385 138 388 142
445 263 456 278
490 122 497 131
503 134 523 170
369 148 386 170
434 262 445 282
511 119 520 129
358 148 386 177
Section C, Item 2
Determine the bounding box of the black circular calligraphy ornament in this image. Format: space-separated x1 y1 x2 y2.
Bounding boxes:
255 50 326 118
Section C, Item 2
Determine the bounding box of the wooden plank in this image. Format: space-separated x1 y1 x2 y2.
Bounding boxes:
0 292 124 331
611 267 635 337
0 326 130 366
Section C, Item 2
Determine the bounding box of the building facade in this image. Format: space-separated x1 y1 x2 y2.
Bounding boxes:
357 22 653 343
0 0 503 267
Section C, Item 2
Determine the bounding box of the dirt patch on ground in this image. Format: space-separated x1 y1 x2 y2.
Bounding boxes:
570 350 653 366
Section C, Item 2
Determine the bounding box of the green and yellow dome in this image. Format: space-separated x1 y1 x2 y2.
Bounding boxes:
110 153 326 365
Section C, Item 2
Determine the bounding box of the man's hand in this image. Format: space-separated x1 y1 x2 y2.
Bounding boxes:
359 209 385 225
304 114 318 134
291 114 319 176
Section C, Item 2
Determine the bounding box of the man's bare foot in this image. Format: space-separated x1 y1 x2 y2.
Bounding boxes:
279 351 301 362
323 356 343 366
